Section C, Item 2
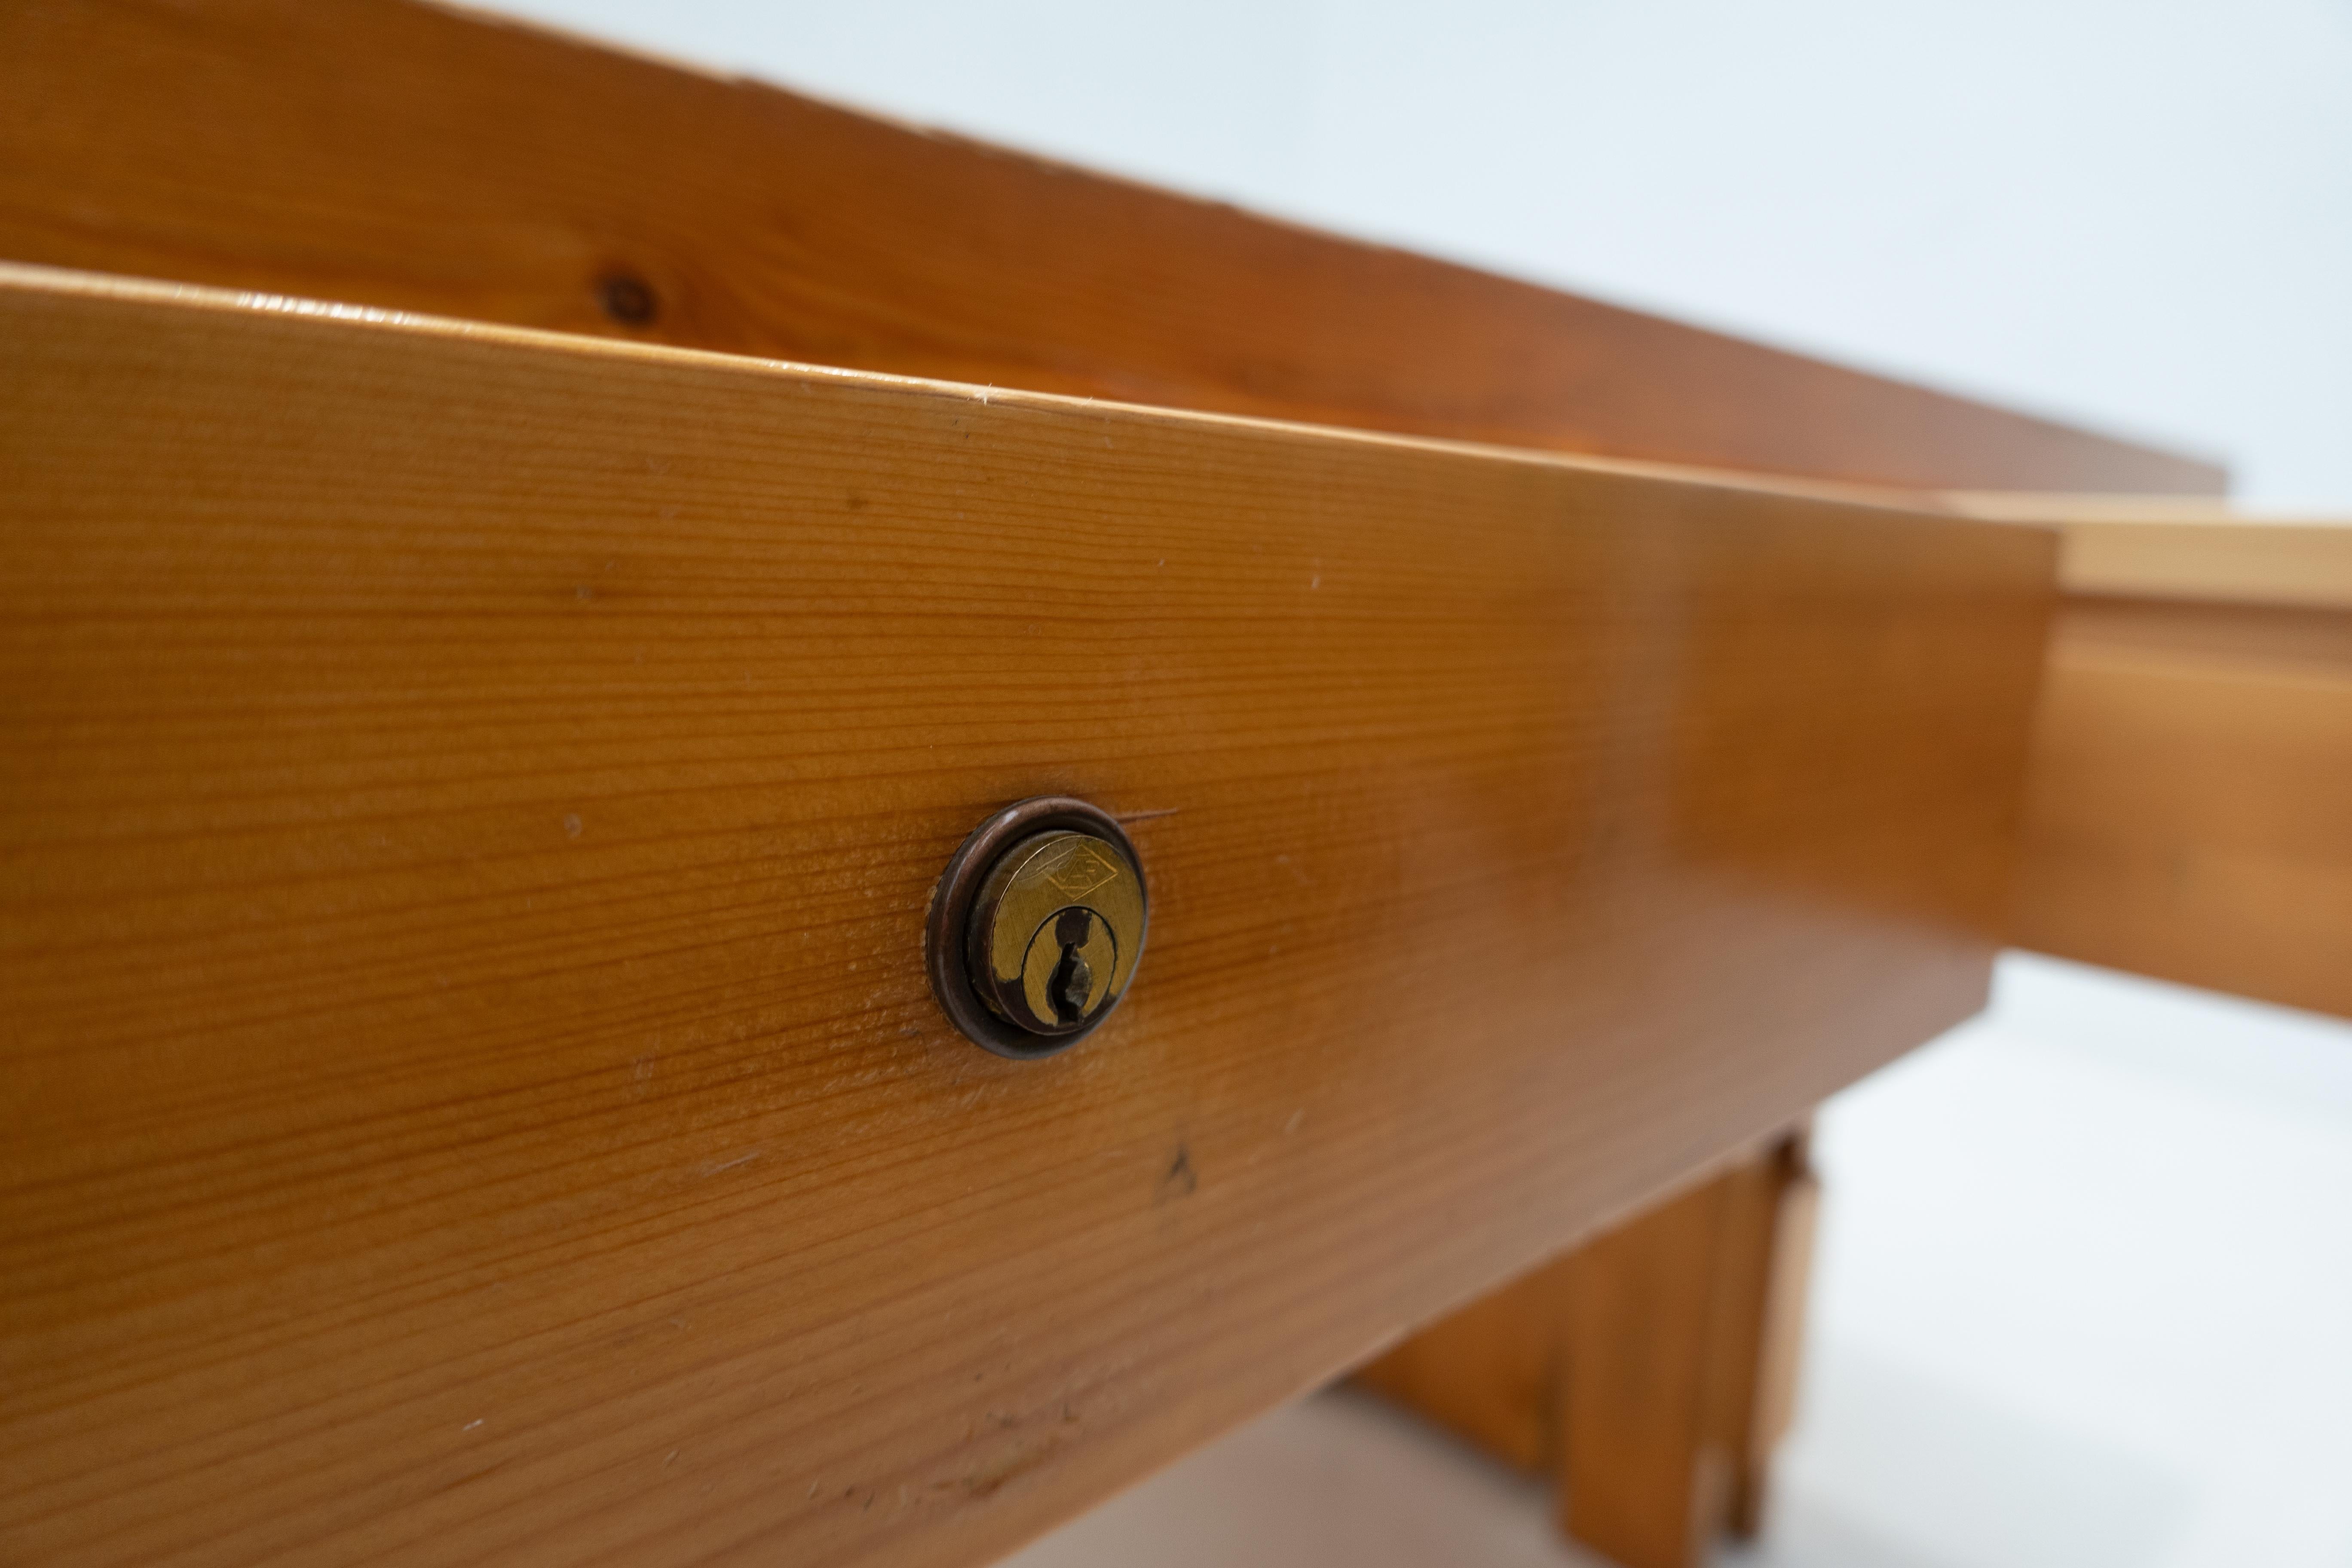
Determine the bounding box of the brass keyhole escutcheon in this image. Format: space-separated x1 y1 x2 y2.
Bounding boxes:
926 798 1148 1058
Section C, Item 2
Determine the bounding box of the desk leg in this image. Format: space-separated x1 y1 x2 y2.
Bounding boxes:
1729 1136 1818 1537
1357 1132 1816 1568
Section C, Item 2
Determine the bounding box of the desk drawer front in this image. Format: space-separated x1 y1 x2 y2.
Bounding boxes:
0 267 2052 1568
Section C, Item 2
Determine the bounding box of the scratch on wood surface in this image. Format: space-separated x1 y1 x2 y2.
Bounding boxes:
962 1435 1061 1498
1158 1143 1197 1203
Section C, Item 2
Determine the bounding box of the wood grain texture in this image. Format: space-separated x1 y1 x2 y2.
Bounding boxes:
1736 1145 1819 1537
1705 1134 1815 1540
2015 593 2352 1017
1972 503 2352 1017
1357 1134 1814 1566
1942 499 2352 610
1353 1248 1569 1472
2057 521 2352 610
1557 1173 1733 1568
0 0 2219 496
0 265 2053 1568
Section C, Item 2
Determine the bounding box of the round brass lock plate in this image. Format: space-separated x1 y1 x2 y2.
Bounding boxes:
926 797 1148 1058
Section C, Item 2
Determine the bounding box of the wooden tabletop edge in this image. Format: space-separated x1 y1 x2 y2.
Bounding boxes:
0 259 2018 529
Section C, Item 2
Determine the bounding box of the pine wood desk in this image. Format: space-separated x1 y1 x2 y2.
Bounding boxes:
5 6 2301 1568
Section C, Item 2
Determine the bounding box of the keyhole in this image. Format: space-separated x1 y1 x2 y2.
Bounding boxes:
1048 907 1095 1022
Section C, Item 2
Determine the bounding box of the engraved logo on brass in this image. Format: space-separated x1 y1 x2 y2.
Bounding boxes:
1041 842 1122 899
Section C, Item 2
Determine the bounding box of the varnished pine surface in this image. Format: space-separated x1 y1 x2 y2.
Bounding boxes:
1352 1256 1566 1472
0 266 2053 1567
1942 498 2352 610
1356 1134 1815 1568
2015 595 2352 1018
1557 1175 1736 1568
0 0 2218 495
2058 519 2352 610
1958 504 2352 1019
